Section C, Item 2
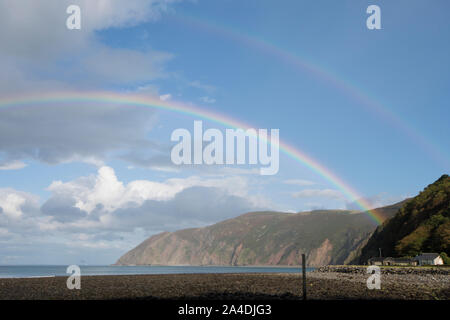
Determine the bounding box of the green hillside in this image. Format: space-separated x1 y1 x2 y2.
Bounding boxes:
358 174 450 264
116 202 403 267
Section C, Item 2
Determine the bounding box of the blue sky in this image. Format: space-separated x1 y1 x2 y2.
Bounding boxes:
0 0 448 264
99 0 449 191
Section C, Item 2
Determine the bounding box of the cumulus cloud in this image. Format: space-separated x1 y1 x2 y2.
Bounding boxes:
2 166 264 238
46 166 182 214
0 1 279 264
72 0 178 30
0 192 27 219
0 166 269 263
45 166 254 215
0 102 158 165
0 189 39 220
0 0 179 94
0 0 177 56
0 161 27 171
0 1 191 168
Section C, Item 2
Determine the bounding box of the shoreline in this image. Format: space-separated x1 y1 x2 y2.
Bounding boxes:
0 265 311 280
0 269 448 300
112 264 305 268
316 265 450 275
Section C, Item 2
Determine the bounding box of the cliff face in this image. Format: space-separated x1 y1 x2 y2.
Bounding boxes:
358 175 450 264
116 203 403 267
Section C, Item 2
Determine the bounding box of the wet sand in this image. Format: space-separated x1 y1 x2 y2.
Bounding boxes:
0 271 448 300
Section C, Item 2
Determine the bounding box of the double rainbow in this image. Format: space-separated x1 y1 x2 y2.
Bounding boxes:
0 91 383 225
170 13 448 169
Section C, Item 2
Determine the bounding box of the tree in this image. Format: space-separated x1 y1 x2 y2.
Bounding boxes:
440 252 450 265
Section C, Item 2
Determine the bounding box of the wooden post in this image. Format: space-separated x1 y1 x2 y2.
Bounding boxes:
302 253 307 300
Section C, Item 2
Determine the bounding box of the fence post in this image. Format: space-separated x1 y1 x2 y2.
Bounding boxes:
302 253 307 300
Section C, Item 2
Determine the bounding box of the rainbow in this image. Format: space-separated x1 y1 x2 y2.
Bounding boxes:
0 91 383 225
170 14 449 169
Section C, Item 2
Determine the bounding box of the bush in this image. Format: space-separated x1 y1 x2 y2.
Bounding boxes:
440 252 450 265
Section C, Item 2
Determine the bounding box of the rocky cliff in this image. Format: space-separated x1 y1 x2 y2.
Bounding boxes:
116 202 403 267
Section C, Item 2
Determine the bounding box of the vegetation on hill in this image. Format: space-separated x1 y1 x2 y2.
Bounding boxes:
117 175 449 268
116 202 403 267
358 175 450 264
440 252 450 265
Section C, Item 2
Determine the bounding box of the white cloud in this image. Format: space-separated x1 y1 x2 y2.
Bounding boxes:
0 161 27 171
0 102 158 165
31 166 270 244
0 0 178 54
0 1 187 168
0 189 39 219
0 165 271 263
159 94 172 101
292 189 345 200
75 0 178 30
46 166 185 214
0 0 181 95
45 166 258 217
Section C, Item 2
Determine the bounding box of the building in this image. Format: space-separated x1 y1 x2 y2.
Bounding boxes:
368 257 385 266
414 253 444 266
383 257 417 266
368 257 417 266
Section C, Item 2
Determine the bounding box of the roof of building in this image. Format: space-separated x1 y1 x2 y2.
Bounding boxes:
384 257 415 263
368 257 415 263
368 257 384 262
414 253 440 260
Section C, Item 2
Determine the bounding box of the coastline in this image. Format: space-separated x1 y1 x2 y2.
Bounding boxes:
0 265 310 279
111 264 305 268
0 267 448 300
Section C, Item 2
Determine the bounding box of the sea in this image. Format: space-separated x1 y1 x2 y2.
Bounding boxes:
0 265 314 278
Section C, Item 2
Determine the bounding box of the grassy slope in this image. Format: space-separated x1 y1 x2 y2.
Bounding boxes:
116 202 403 266
358 175 450 264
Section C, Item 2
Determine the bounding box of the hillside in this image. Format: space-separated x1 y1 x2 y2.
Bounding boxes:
358 174 450 264
116 202 403 267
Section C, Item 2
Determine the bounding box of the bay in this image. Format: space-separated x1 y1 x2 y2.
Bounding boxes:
0 265 314 278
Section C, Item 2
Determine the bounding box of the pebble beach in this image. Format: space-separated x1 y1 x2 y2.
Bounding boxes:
0 266 448 300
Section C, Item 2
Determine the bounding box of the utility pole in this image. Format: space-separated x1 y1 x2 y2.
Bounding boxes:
379 248 382 258
302 253 307 300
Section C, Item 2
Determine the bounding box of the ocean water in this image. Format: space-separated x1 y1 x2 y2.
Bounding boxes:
0 265 314 278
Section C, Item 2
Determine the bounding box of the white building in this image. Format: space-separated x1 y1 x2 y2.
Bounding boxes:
414 253 444 266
